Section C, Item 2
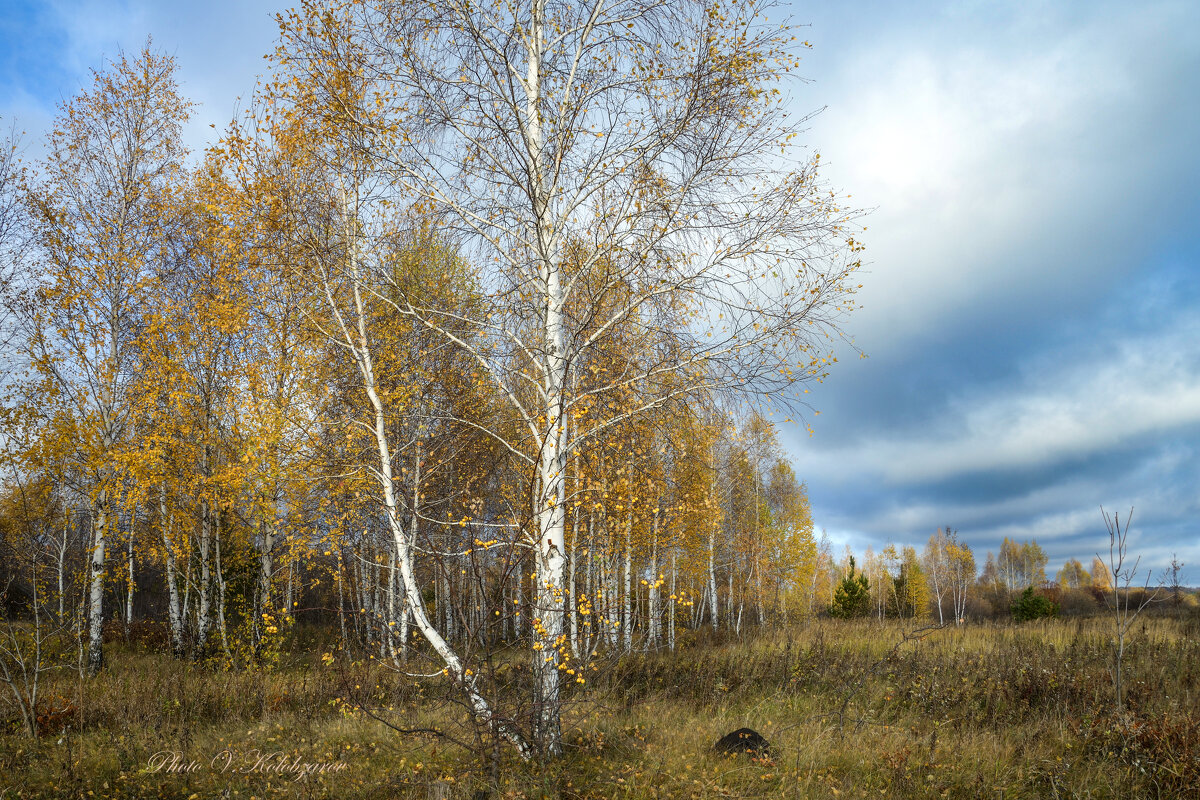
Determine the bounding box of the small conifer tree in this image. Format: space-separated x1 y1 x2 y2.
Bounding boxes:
829 556 872 618
1010 586 1058 622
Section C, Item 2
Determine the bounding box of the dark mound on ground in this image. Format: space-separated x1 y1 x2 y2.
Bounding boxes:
713 727 771 756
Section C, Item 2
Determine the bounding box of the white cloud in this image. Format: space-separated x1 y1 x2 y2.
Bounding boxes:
801 0 1200 356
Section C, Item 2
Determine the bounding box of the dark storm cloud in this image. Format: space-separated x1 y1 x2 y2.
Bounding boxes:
785 272 1200 573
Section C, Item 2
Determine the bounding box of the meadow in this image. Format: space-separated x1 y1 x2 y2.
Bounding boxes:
2 613 1198 800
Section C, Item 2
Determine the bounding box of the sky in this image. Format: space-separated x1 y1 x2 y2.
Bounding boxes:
1 0 1197 581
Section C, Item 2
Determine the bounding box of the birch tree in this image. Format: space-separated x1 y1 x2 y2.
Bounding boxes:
22 46 192 674
271 0 862 756
945 535 974 625
762 458 814 621
922 527 951 625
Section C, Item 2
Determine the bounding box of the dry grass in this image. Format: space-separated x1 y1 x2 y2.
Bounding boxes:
2 614 1199 798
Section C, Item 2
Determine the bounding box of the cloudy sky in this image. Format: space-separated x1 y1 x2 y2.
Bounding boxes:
2 0 1197 578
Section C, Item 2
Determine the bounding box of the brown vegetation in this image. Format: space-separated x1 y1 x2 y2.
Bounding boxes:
2 613 1198 798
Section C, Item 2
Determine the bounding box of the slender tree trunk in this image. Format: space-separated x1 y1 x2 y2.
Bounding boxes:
125 513 135 628
87 492 109 675
708 443 721 631
708 518 719 631
56 524 67 621
514 555 524 641
584 510 596 661
399 588 410 664
599 559 611 648
622 496 633 653
647 506 661 649
929 542 945 625
753 473 764 626
160 484 185 659
77 521 92 671
954 576 968 624
255 506 275 656
387 546 399 664
755 563 765 626
196 501 213 656
215 515 233 664
182 537 192 644
196 424 214 656
284 552 295 619
336 547 347 647
779 579 787 626
568 501 579 659
355 549 372 647
609 557 618 648
442 568 455 643
375 555 386 656
728 566 736 631
668 545 676 652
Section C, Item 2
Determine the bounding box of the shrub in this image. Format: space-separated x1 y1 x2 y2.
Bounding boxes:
1058 588 1102 616
1011 586 1058 622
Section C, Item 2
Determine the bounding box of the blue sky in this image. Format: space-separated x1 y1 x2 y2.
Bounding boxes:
2 0 1197 580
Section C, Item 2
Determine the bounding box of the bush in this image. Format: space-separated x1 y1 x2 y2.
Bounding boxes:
965 593 997 620
1058 588 1103 616
1011 586 1058 622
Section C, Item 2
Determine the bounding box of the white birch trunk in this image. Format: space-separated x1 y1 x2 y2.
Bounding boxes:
755 564 765 626
214 516 233 663
196 499 212 655
284 554 295 619
753 473 765 626
622 500 633 653
568 504 579 659
86 494 108 675
514 559 524 641
160 483 185 658
374 556 385 656
729 568 736 631
182 539 192 640
584 510 596 662
56 525 67 621
668 546 676 652
708 523 719 631
336 547 347 646
255 509 275 655
196 425 213 655
647 507 660 649
709 444 721 631
125 515 134 627
387 547 399 664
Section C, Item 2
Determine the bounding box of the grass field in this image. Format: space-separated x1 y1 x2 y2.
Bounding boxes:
2 615 1198 799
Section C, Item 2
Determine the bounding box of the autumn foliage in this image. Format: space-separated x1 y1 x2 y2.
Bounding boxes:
0 4 865 756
